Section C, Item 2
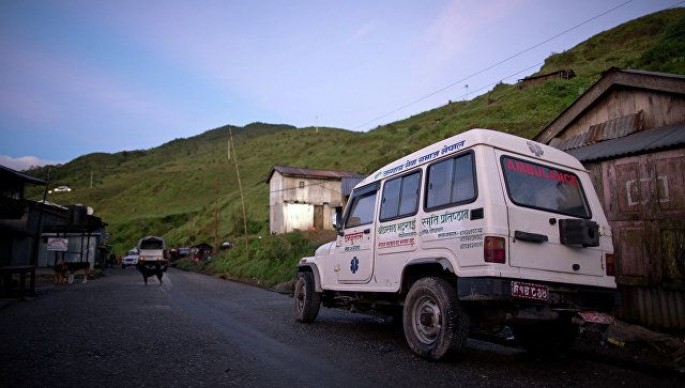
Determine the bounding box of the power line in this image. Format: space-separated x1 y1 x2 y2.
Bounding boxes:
354 0 639 130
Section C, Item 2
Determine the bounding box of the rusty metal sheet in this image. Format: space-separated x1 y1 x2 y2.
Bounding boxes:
618 286 685 331
553 112 643 152
587 111 643 143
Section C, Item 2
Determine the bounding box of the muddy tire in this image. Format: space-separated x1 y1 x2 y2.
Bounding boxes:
403 277 469 360
513 320 578 355
294 271 321 323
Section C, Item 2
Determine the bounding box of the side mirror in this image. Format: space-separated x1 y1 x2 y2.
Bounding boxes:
332 208 343 235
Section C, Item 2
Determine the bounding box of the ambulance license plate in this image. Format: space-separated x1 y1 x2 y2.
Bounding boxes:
511 281 549 301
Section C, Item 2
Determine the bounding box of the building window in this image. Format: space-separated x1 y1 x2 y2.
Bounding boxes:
299 181 305 189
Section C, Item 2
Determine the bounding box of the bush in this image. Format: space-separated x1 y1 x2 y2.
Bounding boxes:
229 210 265 235
207 232 321 287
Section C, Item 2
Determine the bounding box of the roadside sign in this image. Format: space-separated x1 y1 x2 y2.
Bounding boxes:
47 238 69 251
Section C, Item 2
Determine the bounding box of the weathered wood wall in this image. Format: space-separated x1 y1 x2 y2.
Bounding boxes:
554 88 685 140
586 143 685 332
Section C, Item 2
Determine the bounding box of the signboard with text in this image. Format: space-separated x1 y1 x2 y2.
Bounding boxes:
47 238 69 252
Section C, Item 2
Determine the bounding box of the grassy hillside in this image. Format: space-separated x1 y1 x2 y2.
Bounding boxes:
26 8 685 264
368 8 685 144
30 124 370 251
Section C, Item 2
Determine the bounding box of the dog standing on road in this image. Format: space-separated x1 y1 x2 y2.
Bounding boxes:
54 261 91 285
137 261 166 286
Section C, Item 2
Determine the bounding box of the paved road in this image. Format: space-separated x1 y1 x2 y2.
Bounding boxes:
0 268 681 387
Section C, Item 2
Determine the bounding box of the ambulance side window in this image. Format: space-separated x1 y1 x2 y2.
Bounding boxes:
380 171 421 221
426 152 476 210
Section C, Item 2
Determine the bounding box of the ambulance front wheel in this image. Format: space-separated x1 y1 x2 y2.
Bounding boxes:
294 271 321 323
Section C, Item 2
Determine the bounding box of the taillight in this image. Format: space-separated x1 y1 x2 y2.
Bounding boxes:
484 236 506 264
605 253 615 276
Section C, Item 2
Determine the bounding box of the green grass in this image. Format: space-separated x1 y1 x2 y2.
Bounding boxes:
171 230 336 287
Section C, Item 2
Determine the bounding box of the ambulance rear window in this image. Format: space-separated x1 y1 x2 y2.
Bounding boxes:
501 156 591 218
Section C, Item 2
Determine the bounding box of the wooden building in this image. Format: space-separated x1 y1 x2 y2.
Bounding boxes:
534 68 685 332
35 203 108 269
0 165 108 270
266 166 363 234
0 165 46 268
518 69 575 89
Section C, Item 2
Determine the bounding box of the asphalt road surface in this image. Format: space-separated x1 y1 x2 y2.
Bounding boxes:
0 268 681 387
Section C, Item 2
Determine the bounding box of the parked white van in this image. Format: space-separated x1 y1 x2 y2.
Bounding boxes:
294 128 616 360
121 248 139 269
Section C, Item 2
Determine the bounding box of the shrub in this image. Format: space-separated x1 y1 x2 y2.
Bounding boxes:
207 232 320 287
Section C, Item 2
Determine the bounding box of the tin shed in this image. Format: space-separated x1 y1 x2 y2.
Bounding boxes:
534 68 685 333
266 166 363 234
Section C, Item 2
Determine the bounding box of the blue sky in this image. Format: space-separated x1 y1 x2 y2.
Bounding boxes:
0 0 680 170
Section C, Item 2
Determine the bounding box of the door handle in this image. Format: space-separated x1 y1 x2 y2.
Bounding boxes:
363 228 371 234
514 230 548 243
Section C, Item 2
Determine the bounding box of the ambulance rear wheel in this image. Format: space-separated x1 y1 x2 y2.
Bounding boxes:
403 277 469 360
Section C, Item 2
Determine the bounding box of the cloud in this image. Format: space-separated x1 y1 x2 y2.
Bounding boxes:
0 155 58 171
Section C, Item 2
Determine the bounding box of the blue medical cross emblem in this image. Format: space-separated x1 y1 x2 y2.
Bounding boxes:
350 257 359 274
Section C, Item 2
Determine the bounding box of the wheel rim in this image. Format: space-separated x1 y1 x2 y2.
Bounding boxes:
295 278 305 311
411 295 442 344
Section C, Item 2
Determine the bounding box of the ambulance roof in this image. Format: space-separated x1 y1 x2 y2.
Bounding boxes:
358 128 585 187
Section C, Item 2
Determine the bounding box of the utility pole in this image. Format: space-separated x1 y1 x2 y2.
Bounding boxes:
228 126 249 257
31 167 51 272
214 177 219 252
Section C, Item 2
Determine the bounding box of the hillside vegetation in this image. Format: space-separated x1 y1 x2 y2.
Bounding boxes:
27 9 685 285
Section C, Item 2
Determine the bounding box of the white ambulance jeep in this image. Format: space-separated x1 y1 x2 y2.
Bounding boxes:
294 129 616 360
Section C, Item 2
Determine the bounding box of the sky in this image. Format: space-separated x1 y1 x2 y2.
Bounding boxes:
0 0 681 170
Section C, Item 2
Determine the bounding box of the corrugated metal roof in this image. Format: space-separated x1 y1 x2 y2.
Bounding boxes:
266 165 362 183
567 124 685 162
341 176 365 197
0 165 46 185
